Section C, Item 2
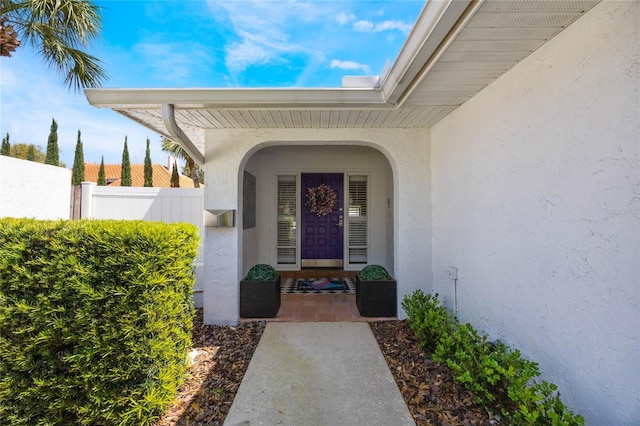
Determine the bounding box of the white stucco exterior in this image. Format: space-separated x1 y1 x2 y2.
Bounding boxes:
82 1 639 422
0 156 71 219
201 128 431 325
430 2 639 424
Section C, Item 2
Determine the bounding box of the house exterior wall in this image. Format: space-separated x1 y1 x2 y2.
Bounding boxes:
0 156 71 219
430 2 639 424
202 129 430 325
243 145 392 272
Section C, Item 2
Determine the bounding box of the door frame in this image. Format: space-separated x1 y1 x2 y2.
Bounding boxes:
300 172 345 268
274 170 372 271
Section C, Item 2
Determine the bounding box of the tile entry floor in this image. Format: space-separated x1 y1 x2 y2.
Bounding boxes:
240 293 396 323
239 270 396 323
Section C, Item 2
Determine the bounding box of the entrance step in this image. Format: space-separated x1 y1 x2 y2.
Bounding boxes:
239 294 396 323
278 269 357 279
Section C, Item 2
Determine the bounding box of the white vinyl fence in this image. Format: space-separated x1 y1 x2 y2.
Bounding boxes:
81 182 205 307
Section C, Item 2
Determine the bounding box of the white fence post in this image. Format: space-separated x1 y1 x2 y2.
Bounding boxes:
80 182 96 219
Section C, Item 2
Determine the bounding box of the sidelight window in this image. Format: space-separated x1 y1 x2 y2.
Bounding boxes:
347 175 368 264
276 175 297 265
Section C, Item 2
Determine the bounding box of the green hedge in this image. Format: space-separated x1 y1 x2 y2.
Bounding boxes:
0 218 200 425
402 290 584 426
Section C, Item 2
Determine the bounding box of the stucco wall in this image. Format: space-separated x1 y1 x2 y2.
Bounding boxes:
430 2 639 424
0 156 71 219
202 129 430 324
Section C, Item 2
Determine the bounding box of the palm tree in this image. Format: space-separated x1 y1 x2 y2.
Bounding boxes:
161 137 201 188
0 0 107 90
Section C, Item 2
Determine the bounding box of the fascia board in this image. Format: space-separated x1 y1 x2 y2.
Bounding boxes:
85 87 388 110
379 0 472 106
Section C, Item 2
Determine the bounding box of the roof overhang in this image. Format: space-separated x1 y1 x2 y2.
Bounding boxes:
85 0 601 164
86 0 470 110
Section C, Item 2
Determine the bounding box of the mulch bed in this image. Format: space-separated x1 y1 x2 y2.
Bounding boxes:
154 311 266 426
370 320 499 425
155 311 499 425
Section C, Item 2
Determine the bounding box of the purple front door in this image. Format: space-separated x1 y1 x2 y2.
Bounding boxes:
301 173 344 267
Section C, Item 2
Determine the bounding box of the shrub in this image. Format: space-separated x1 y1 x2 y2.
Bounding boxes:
246 264 277 281
512 380 585 426
402 291 456 353
434 324 540 410
0 218 200 425
358 264 391 280
402 290 584 425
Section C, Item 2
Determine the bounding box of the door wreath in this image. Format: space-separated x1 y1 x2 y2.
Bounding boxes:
305 183 337 216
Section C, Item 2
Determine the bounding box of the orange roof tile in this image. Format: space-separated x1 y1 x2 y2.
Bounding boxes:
84 163 199 188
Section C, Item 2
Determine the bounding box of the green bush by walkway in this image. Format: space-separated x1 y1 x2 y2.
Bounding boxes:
0 218 200 425
402 290 584 426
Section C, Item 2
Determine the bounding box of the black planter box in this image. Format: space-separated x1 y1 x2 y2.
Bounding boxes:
239 274 281 318
355 274 397 317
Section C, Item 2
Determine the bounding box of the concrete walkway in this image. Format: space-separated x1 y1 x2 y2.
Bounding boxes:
224 322 415 426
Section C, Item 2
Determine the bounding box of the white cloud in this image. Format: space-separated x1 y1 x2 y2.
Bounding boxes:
204 1 420 81
329 59 371 74
208 1 349 74
353 20 375 32
353 19 413 35
226 39 273 71
336 11 355 25
208 1 307 72
132 42 212 82
374 20 414 34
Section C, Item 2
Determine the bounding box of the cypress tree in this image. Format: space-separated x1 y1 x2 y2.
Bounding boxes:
170 162 180 188
97 156 106 186
27 144 36 161
71 130 85 185
1 133 10 155
120 137 131 186
143 138 153 187
45 119 59 166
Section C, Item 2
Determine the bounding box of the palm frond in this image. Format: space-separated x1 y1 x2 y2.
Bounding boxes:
161 137 188 162
1 0 106 89
40 34 106 89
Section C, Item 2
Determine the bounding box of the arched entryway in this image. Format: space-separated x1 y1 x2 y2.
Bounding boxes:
240 144 394 274
239 144 395 321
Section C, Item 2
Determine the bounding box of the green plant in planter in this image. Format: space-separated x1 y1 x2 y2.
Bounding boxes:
359 264 391 280
246 263 277 281
356 265 396 317
241 264 280 318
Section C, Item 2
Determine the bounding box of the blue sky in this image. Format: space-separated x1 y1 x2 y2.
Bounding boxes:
0 0 424 168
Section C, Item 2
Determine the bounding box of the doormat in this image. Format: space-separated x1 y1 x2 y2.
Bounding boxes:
281 277 355 294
